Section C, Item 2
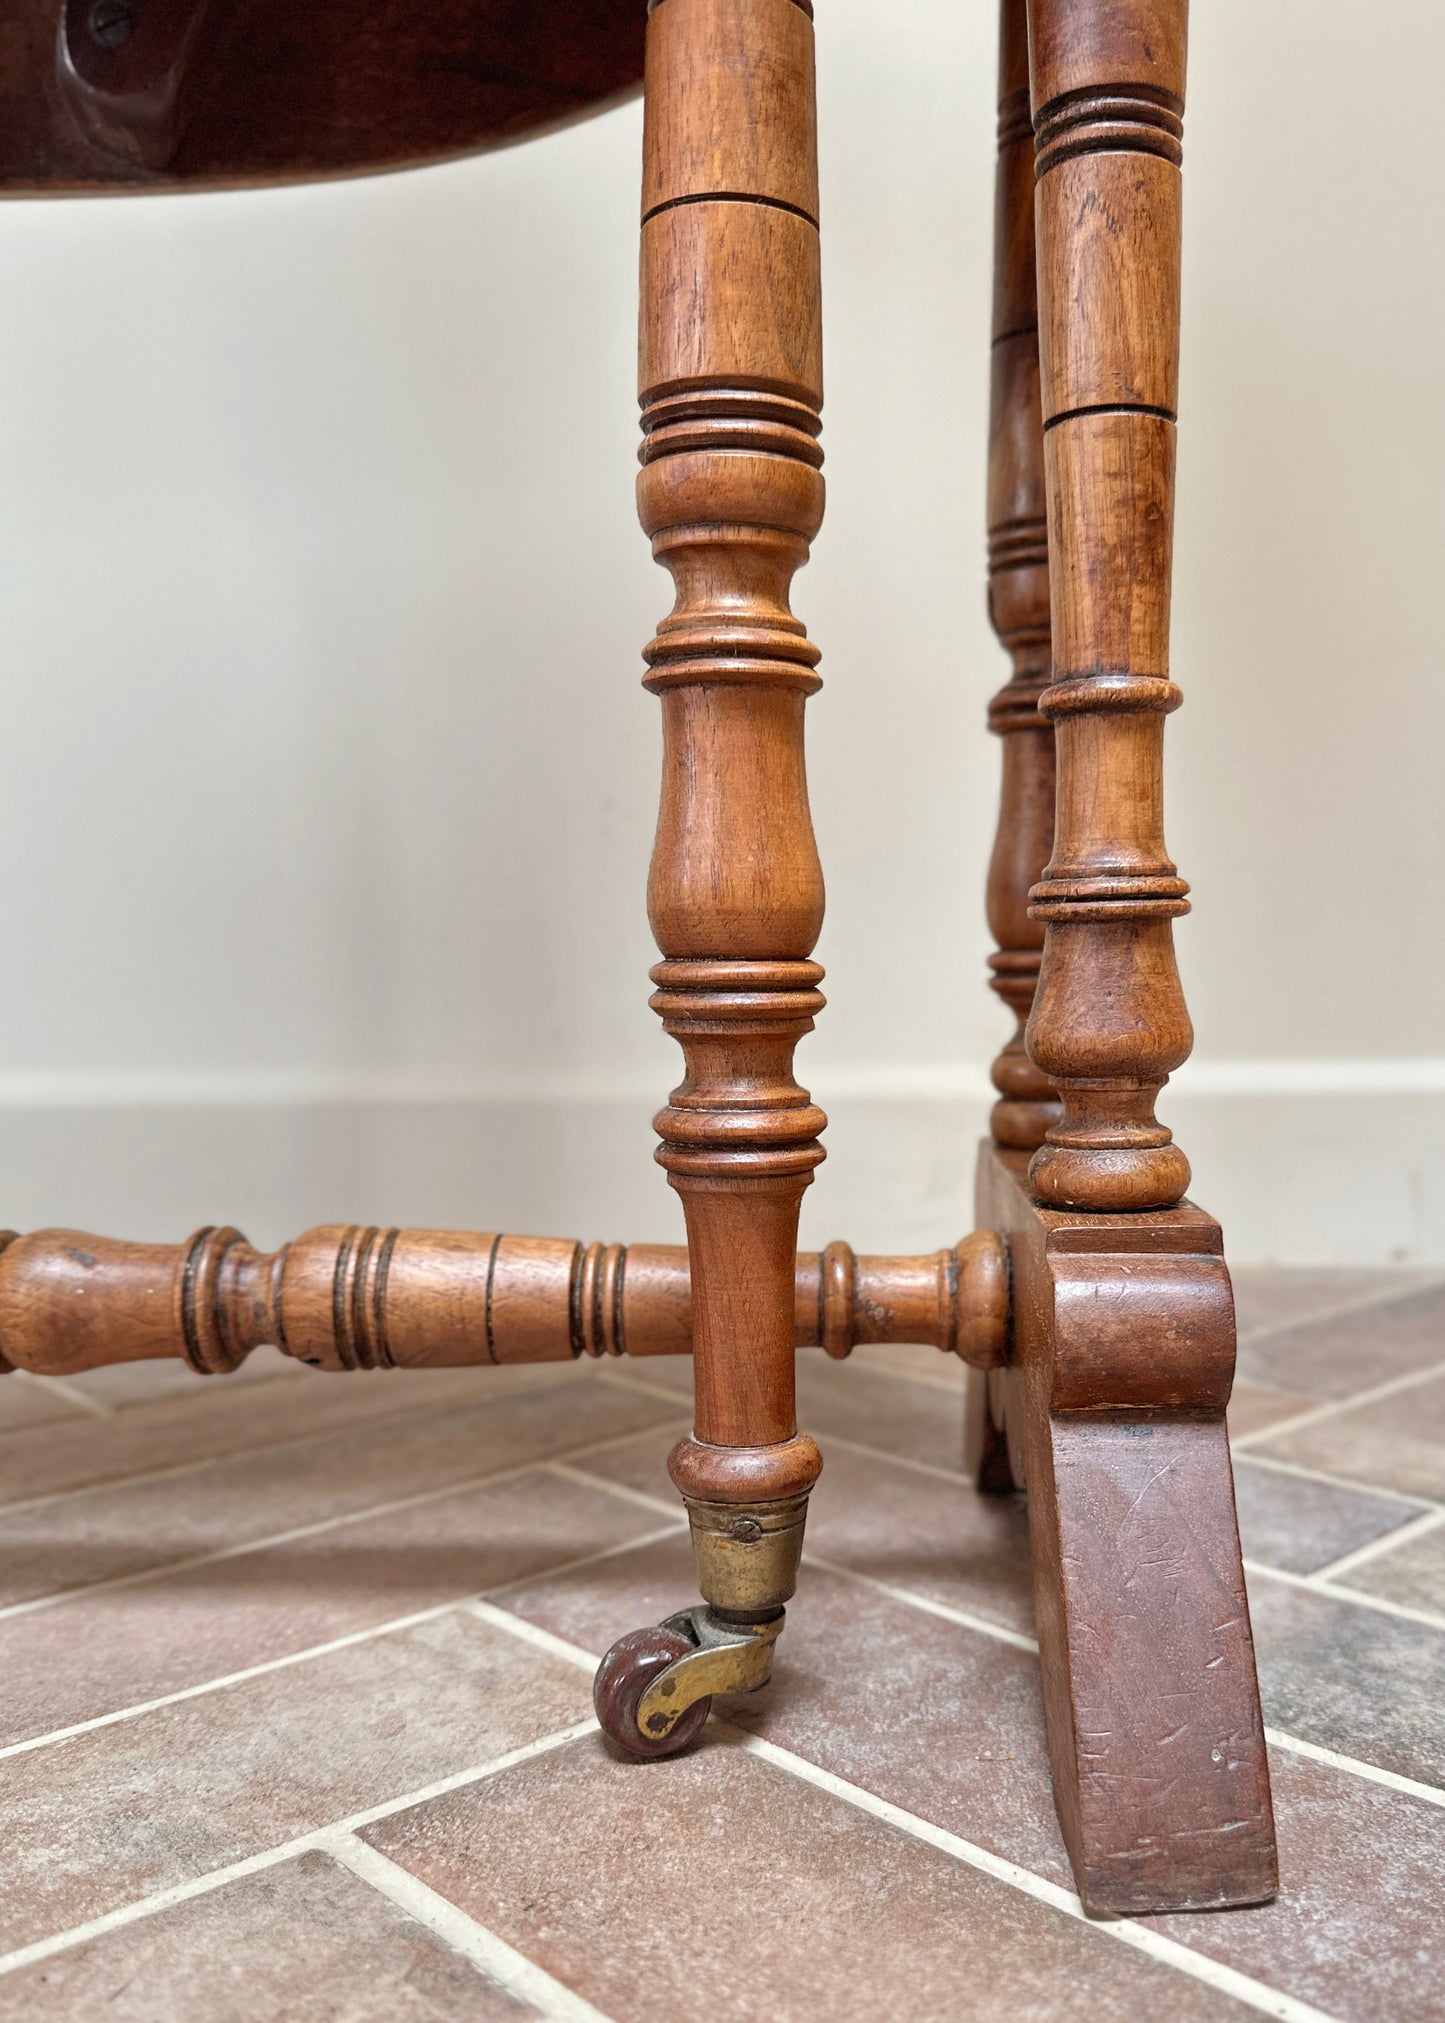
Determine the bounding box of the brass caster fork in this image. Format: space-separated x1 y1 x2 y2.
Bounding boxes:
592 1608 784 1761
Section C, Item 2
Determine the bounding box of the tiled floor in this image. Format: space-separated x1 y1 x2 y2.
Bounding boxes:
0 1269 1441 2022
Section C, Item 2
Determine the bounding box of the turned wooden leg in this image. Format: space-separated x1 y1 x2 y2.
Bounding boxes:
967 0 1058 1497
987 0 1278 1913
984 0 1058 1165
592 0 833 1756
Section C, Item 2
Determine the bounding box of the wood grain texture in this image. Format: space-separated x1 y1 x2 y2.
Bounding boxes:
0 1227 1009 1376
984 0 1059 1159
638 0 829 1551
1 0 646 193
1024 0 1195 1213
642 0 817 219
977 1139 1277 1915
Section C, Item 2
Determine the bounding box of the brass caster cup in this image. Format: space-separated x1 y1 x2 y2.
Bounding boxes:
685 1493 809 1619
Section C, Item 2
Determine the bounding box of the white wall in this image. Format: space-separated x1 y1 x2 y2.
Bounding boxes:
0 0 1440 1262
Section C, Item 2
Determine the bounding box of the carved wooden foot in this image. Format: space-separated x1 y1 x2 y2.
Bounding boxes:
977 1142 1277 1915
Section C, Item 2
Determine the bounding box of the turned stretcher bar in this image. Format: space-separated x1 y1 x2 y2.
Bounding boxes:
0 1225 1009 1378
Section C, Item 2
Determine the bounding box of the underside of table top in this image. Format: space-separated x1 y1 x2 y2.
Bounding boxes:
1 0 646 195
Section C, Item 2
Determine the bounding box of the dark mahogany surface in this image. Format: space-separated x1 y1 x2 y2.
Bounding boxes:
1 0 645 194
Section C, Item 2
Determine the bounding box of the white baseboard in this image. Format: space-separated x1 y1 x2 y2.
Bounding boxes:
0 1065 1440 1265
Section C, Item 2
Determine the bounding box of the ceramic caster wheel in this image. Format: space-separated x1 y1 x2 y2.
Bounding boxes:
593 1626 712 1760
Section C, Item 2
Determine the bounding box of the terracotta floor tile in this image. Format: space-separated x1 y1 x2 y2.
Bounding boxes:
1252 1371 1445 1502
8 1263 1440 2020
794 1357 973 1472
0 1851 535 2022
0 1364 570 1508
0 1610 592 1954
610 1356 978 1474
362 1731 1254 2023
574 1425 1037 1634
1145 1749 1445 2023
1247 1573 1445 1786
0 1467 676 1748
500 1527 700 1659
1230 1268 1435 1341
0 1376 679 1610
607 1359 691 1404
506 1535 1444 2023
1232 1457 1420 1575
59 1345 308 1408
741 1579 1445 2023
1335 1520 1445 1616
0 1374 89 1434
845 1342 967 1387
557 1415 688 1504
1226 1379 1317 1441
1235 1282 1445 1401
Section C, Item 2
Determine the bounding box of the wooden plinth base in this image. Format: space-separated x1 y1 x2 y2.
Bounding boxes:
971 1142 1278 1916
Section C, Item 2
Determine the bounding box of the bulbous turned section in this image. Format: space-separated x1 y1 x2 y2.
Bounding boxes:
1025 1073 1193 1213
814 1231 1007 1369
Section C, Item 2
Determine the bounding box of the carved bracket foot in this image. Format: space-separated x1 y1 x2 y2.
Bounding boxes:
975 1140 1278 1915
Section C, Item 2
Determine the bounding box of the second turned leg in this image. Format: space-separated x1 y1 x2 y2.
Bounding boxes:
968 0 1056 1497
1000 0 1278 1912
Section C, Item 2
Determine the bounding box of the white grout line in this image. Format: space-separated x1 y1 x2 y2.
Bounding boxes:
12 1425 1436 1833
547 1458 1040 1646
0 1460 556 1625
591 1368 695 1410
447 1594 1445 1822
465 1598 600 1672
1308 1505 1445 1587
0 1420 689 1626
0 1719 596 1981
0 1599 466 1763
0 1368 672 1524
602 1356 1445 1544
1263 1728 1445 1811
1231 1449 1441 1513
1 1341 1436 2016
1236 1273 1445 1351
0 1513 1422 2015
328 1835 616 2023
543 1461 1445 1805
1243 1560 1445 1636
7 1370 116 1419
1233 1358 1445 1452
597 1367 986 1488
0 1449 280 1523
551 1451 1445 1663
544 1457 683 1514
812 1427 974 1485
442 1595 1346 2023
481 1522 687 1602
720 1724 1344 2023
0 1514 678 1765
800 1551 1040 1653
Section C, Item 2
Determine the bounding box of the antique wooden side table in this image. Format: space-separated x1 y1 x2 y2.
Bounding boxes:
0 0 1279 1916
